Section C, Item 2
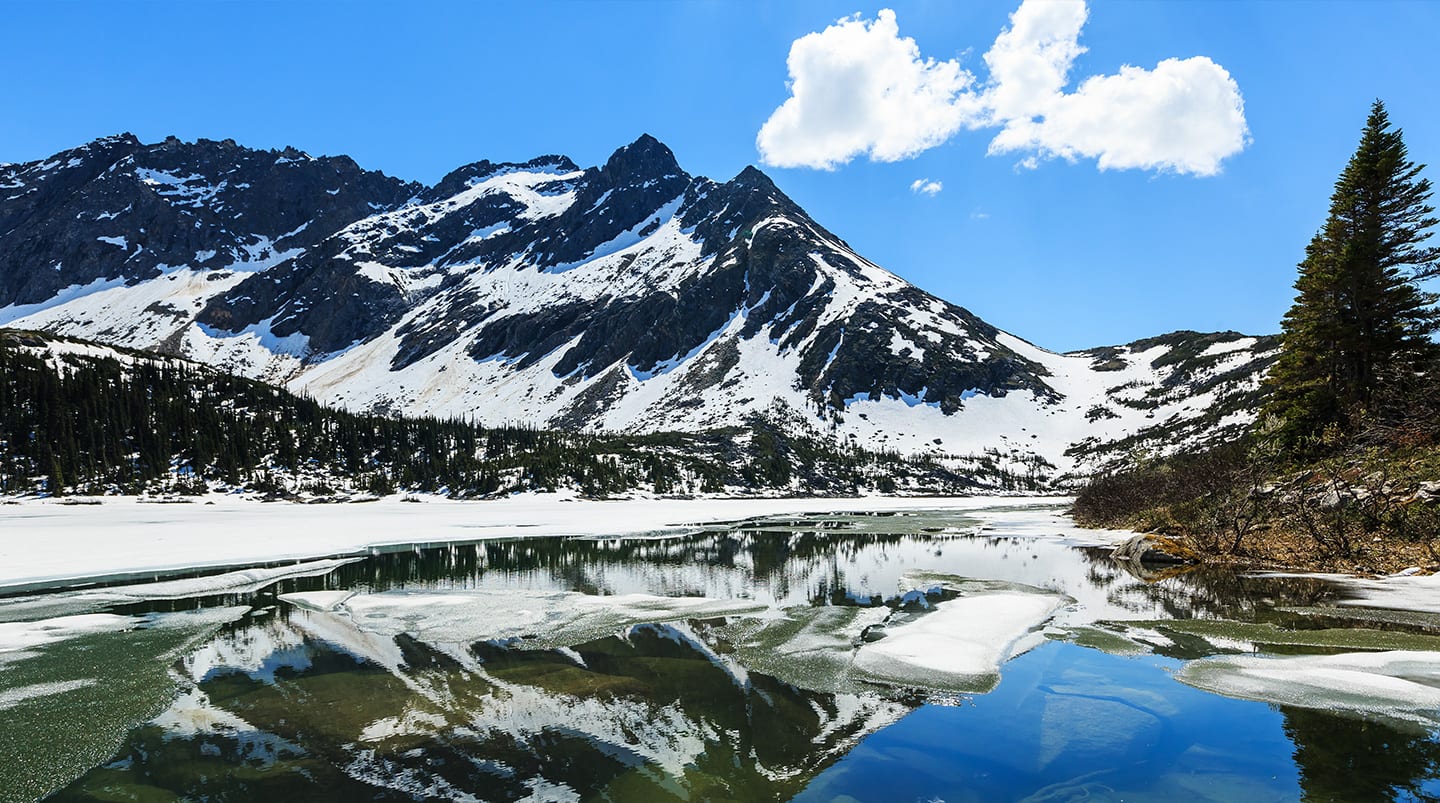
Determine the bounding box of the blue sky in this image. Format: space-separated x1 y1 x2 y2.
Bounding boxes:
3 0 1438 351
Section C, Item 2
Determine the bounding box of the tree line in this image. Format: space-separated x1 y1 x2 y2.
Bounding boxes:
0 331 1028 498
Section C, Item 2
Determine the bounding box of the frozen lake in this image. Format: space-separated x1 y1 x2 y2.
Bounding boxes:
3 501 1439 802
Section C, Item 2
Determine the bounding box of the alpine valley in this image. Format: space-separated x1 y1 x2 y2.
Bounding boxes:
0 133 1277 488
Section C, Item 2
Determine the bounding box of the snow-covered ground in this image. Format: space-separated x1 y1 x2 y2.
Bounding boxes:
0 494 1079 593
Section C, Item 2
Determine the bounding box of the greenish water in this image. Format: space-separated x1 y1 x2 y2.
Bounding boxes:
3 506 1439 802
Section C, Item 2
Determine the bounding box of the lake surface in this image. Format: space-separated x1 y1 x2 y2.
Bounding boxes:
4 504 1440 802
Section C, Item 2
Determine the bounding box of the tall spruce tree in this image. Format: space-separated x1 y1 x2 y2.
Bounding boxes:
1265 100 1440 448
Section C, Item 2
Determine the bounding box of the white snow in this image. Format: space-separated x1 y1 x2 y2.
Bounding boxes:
547 193 685 273
1178 650 1440 727
888 329 920 357
0 276 129 327
1200 337 1257 357
196 315 311 359
136 168 229 207
0 146 1278 480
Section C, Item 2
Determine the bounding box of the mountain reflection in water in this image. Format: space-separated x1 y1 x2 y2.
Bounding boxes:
12 508 1439 802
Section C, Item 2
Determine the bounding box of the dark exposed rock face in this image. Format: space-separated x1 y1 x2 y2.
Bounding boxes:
0 134 417 311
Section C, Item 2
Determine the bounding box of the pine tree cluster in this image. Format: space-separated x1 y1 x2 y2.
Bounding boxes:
1265 100 1440 449
1074 101 1440 570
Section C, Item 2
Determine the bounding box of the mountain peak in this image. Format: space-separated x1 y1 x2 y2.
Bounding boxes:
600 134 685 184
90 132 142 148
730 164 780 191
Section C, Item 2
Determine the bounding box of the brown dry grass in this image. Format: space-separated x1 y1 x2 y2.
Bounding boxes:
1193 523 1440 577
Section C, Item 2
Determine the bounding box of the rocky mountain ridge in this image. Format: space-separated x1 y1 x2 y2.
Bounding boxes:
0 133 1278 481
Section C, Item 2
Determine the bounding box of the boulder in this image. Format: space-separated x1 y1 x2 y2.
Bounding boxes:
1111 533 1200 565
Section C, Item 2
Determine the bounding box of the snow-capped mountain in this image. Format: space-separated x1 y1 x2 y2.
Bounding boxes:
0 133 1277 477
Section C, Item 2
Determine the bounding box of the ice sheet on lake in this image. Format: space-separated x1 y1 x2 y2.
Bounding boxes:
99 558 361 600
0 679 99 711
0 613 135 654
722 606 891 694
280 588 769 650
0 607 248 665
1178 649 1440 727
852 589 1069 692
723 578 1069 694
277 589 355 611
0 558 358 625
963 507 1137 548
1331 572 1440 615
0 495 1069 593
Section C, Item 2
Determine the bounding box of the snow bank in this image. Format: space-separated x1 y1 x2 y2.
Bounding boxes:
0 495 1065 593
1178 650 1440 727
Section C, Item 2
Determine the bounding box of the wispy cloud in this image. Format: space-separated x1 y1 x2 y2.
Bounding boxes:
757 0 1249 176
910 178 943 196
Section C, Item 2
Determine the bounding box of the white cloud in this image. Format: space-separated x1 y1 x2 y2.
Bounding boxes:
910 178 943 196
757 0 1249 176
755 10 980 170
987 56 1249 175
981 0 1089 125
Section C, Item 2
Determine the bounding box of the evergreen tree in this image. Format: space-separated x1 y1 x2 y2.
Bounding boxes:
1266 100 1440 447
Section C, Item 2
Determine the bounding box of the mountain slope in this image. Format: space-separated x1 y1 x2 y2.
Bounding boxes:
0 134 1277 481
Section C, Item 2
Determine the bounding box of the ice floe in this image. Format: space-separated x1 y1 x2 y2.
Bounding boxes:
852 588 1070 692
722 576 1071 694
1330 572 1440 615
1178 650 1440 727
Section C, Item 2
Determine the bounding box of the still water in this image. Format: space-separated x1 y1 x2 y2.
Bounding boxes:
3 505 1439 802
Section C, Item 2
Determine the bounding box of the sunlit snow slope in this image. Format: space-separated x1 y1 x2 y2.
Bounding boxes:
0 134 1277 476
